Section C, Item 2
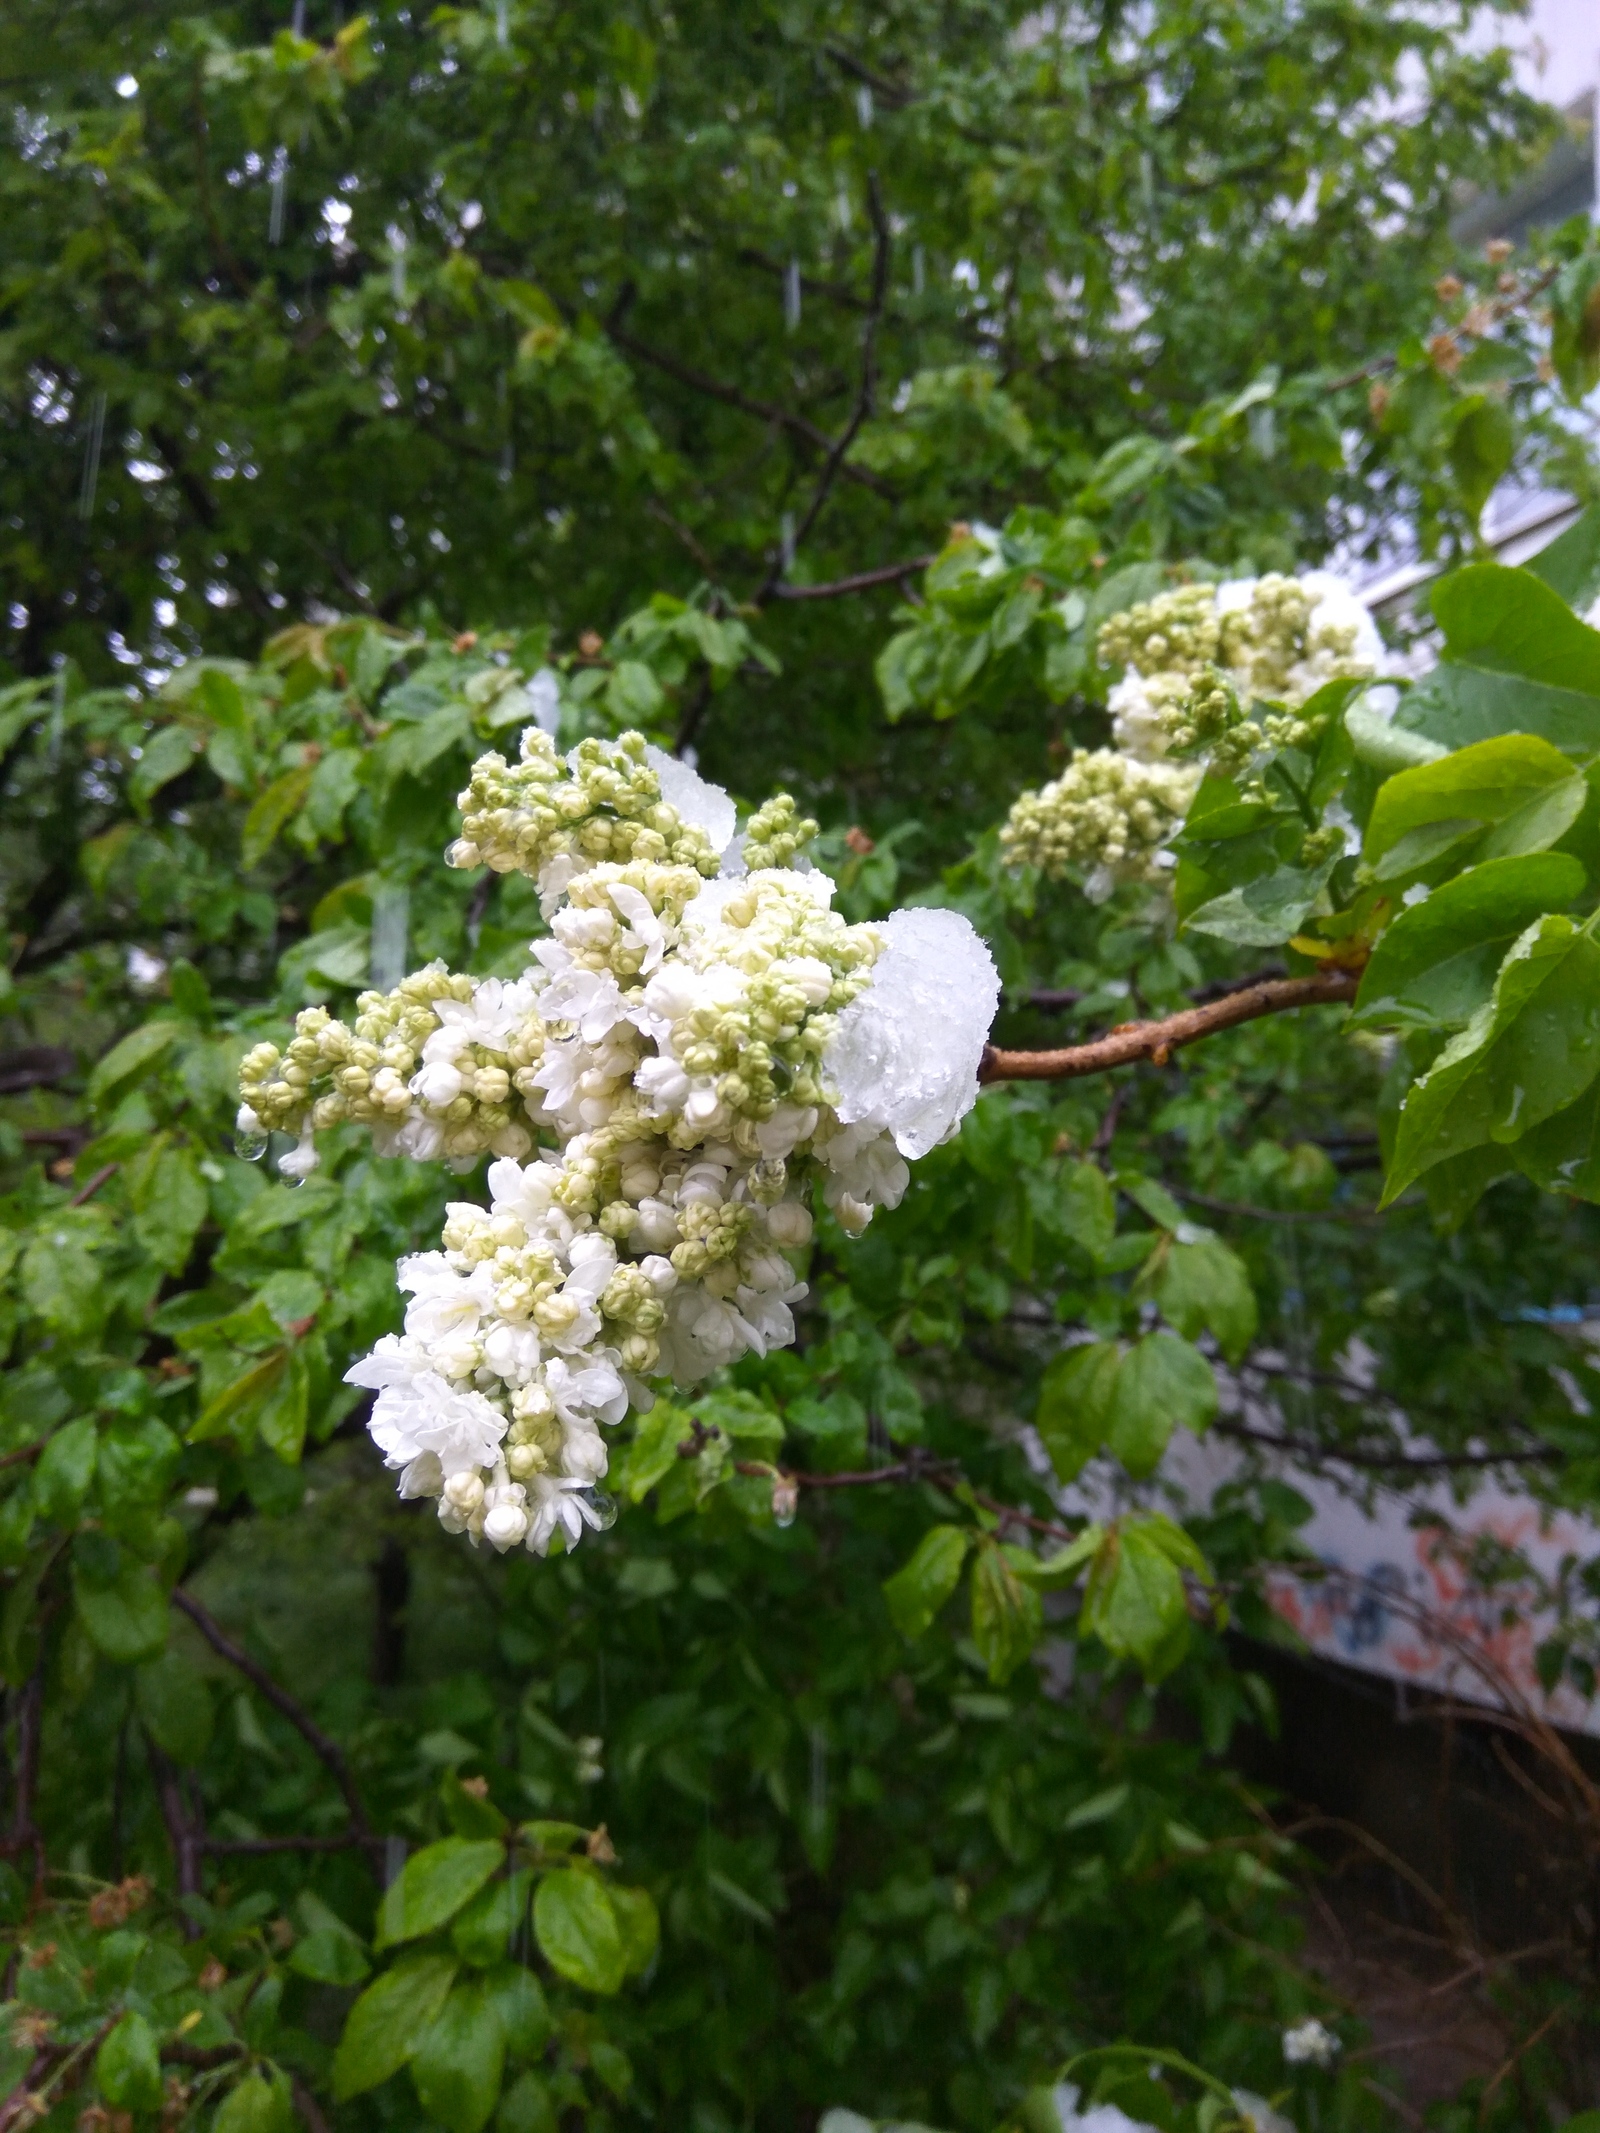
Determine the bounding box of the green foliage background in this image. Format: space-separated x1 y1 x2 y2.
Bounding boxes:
4 3 1600 2130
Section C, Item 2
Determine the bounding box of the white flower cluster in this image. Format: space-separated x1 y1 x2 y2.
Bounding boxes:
1102 572 1382 766
999 749 1201 902
239 731 998 1557
1001 570 1379 899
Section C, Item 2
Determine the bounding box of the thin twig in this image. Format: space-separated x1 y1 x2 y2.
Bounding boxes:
1213 1420 1560 1473
978 969 1360 1083
770 555 933 600
68 1163 118 1208
755 173 892 604
202 1833 368 1856
172 1590 375 1843
147 1739 203 1928
608 322 895 497
292 2077 333 2133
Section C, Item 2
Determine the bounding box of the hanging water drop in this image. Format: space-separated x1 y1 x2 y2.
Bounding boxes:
581 1487 619 1531
234 1126 268 1163
771 1473 799 1529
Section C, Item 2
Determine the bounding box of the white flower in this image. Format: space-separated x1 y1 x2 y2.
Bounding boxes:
545 1352 629 1426
1229 2094 1295 2133
607 883 669 972
412 1058 464 1108
1283 2017 1340 2068
1049 2085 1159 2133
362 1371 508 1493
526 1473 608 1555
278 1128 320 1181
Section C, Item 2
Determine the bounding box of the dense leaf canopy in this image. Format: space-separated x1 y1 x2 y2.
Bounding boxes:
3 4 1600 2131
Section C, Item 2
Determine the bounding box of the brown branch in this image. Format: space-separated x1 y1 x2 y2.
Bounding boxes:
147 1739 203 1922
202 1833 368 1855
608 324 895 498
1214 1419 1561 1474
68 1163 118 1208
172 1590 375 1843
293 2077 333 2133
756 172 892 604
9 1667 43 1901
1174 1188 1397 1226
978 969 1360 1083
770 555 932 600
0 1047 74 1095
645 499 722 580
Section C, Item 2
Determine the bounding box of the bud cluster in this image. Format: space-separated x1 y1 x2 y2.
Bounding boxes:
999 749 1201 901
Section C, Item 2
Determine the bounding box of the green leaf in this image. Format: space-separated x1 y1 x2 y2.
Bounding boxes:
1081 1524 1191 1679
617 1400 693 1503
243 764 315 867
1363 733 1583 870
483 1961 551 2060
1153 1238 1257 1362
1183 861 1332 948
1526 501 1600 613
33 1416 98 1526
127 1138 209 1275
213 2067 294 2133
1385 915 1600 1198
1106 1333 1217 1477
129 722 199 810
496 2071 558 2133
1397 567 1600 757
96 2013 163 2112
1036 1341 1120 1482
1053 1161 1116 1259
609 1883 660 1978
969 1542 1043 1686
532 1867 626 1994
73 1558 168 1664
375 1837 506 1950
192 1346 308 1462
333 1950 459 2098
1354 853 1587 1030
86 1019 181 1110
411 1976 506 2133
451 1870 532 1967
882 1524 971 1639
135 1649 213 1764
289 1926 372 1987
1447 394 1514 521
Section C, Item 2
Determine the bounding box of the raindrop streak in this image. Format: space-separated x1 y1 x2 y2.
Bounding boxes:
855 84 873 129
268 148 289 246
581 1488 619 1532
495 0 508 45
234 1127 269 1163
784 257 801 333
780 512 795 572
912 244 925 298
77 391 108 521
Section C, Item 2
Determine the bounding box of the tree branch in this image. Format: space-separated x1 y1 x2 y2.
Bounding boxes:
1214 1419 1562 1473
147 1738 204 1920
979 970 1360 1083
172 1590 375 1844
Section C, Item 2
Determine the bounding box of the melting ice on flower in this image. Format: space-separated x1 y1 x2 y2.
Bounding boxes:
240 730 1001 1558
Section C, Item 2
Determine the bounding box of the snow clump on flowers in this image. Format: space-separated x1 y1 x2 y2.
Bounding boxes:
239 729 998 1559
999 569 1380 898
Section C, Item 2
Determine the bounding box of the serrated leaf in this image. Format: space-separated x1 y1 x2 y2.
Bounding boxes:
1106 1333 1216 1476
969 1541 1043 1685
1036 1342 1120 1482
1153 1238 1257 1362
